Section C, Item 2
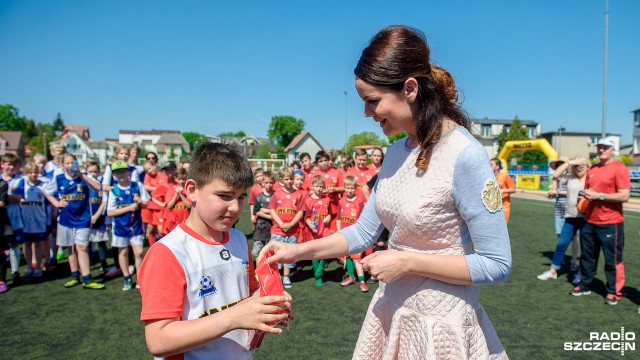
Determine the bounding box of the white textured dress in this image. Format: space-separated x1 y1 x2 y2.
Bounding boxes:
343 128 510 360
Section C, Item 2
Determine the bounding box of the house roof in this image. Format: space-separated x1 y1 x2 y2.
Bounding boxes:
88 141 109 150
471 118 538 126
64 125 90 140
120 129 181 135
284 131 324 152
156 133 190 153
0 131 23 150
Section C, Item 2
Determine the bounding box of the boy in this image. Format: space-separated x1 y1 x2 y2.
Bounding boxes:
107 160 150 291
86 160 110 274
139 143 290 359
44 154 105 289
163 168 191 235
314 151 344 232
2 154 25 284
251 171 274 258
345 149 376 200
269 167 306 289
248 167 264 224
338 176 369 292
0 177 9 293
142 160 167 246
303 175 332 287
15 163 48 278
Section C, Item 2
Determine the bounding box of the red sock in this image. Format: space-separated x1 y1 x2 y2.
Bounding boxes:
148 233 157 246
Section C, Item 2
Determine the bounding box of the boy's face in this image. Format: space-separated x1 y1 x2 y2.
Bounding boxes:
116 149 129 161
186 178 247 232
263 177 274 192
35 159 46 172
281 176 293 190
129 148 139 160
176 176 187 187
87 166 100 179
301 156 312 171
1 161 15 176
27 170 39 183
356 155 368 170
345 185 356 198
255 171 264 184
62 157 80 176
317 157 330 171
312 182 324 196
145 164 157 175
293 174 304 189
113 169 130 184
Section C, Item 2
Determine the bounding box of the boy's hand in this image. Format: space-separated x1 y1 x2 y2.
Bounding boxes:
133 194 141 204
226 295 291 333
58 199 68 208
91 214 100 225
281 223 293 233
257 241 300 265
129 203 140 212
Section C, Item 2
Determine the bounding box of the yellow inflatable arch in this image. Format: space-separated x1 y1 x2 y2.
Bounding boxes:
496 139 558 174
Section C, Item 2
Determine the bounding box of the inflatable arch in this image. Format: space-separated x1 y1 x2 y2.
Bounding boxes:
496 139 558 173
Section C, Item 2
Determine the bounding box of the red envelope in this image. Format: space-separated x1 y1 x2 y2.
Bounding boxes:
249 252 291 350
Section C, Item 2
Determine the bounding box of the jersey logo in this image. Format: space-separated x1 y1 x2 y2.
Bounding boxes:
76 185 83 193
482 180 502 213
219 249 231 261
198 275 217 298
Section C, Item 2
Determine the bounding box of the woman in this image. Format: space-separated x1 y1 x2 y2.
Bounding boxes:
537 157 589 281
260 25 511 359
370 147 384 174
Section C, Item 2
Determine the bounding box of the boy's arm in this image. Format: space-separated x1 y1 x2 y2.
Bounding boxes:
82 173 102 191
91 201 106 224
166 189 179 209
257 208 272 220
323 213 332 224
283 210 304 231
270 209 284 227
106 190 138 217
44 193 67 208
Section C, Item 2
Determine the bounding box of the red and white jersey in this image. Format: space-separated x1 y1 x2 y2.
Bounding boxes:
338 194 365 230
303 194 332 241
311 168 344 212
139 224 258 360
345 166 376 197
268 188 306 236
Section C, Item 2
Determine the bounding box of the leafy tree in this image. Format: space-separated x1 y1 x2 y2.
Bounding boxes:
53 112 65 135
495 116 547 164
267 115 305 152
182 131 207 152
256 143 271 159
342 131 387 153
218 131 247 137
0 104 29 132
387 131 408 144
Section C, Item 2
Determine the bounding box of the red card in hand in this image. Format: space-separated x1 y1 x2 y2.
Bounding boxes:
249 251 291 350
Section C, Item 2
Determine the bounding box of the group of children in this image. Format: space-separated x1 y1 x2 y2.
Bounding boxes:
249 148 383 291
0 143 192 293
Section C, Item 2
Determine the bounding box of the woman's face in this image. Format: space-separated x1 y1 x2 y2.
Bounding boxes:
371 150 383 166
355 78 415 139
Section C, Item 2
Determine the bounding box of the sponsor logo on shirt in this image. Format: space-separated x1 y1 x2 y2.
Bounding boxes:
198 275 217 298
220 249 231 261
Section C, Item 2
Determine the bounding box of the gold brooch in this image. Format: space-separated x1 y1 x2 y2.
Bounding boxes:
482 180 502 213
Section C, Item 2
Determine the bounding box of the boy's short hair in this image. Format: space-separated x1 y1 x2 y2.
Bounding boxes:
311 175 325 186
23 162 38 174
32 153 47 163
190 142 253 190
144 160 157 168
291 160 302 169
49 143 66 152
354 148 368 157
1 153 18 164
62 153 77 162
315 150 329 163
85 157 100 168
175 168 188 178
278 167 293 179
253 167 263 175
344 158 355 169
344 176 357 188
262 170 275 181
299 152 311 161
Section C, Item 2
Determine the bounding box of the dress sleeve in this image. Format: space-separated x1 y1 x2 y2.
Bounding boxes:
453 143 512 285
339 189 385 254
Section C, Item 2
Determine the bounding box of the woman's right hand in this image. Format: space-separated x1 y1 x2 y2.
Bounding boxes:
257 241 300 265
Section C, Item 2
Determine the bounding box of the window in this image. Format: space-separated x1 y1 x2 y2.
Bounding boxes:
482 125 491 137
528 127 536 138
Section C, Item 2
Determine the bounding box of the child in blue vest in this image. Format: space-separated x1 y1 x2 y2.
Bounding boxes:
2 153 25 285
85 160 110 273
15 162 48 278
106 160 150 291
44 153 105 289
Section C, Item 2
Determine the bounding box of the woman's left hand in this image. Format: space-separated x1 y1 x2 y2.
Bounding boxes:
359 250 408 283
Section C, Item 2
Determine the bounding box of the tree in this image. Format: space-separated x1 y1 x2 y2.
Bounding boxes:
496 116 547 165
53 112 65 135
0 104 28 132
267 115 305 152
182 131 207 152
342 131 387 153
218 131 247 137
387 132 408 144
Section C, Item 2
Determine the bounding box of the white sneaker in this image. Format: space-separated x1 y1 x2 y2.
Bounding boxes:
537 270 557 280
282 276 292 289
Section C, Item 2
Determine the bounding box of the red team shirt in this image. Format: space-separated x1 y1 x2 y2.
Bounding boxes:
584 160 630 224
302 194 332 242
338 194 368 259
345 166 376 197
268 189 307 237
248 183 263 206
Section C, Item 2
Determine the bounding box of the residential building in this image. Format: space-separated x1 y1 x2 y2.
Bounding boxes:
284 131 325 165
469 118 541 158
0 131 25 161
51 132 96 164
539 131 621 159
88 141 116 165
119 129 190 163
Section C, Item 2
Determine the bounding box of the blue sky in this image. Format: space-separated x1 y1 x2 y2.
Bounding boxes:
1 1 638 149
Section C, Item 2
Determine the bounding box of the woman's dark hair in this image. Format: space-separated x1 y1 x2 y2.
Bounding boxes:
354 25 469 171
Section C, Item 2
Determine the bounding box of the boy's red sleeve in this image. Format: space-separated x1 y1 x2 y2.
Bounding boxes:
140 244 186 321
267 192 278 209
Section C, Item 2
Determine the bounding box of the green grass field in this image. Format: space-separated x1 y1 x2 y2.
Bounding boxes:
1 197 638 359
